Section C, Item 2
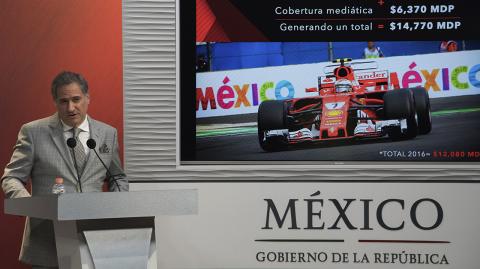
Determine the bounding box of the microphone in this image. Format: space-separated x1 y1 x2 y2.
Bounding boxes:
66 137 83 192
86 138 122 191
86 138 96 149
67 138 76 148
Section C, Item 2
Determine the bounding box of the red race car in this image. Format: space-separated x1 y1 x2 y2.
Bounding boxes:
257 58 432 151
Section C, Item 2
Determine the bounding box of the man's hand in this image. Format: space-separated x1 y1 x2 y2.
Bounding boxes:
1 178 31 198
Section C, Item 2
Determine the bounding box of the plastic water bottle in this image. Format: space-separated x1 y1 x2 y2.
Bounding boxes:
52 177 65 195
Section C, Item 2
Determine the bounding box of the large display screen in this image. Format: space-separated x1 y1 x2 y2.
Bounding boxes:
180 0 480 164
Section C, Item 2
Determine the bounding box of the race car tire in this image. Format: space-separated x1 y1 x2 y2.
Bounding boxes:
257 100 288 151
383 89 418 140
410 87 432 135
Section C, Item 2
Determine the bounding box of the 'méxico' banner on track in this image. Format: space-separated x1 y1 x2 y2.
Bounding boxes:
196 50 480 118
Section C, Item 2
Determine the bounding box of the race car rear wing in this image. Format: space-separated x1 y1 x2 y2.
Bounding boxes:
306 69 390 94
323 60 379 75
355 70 389 91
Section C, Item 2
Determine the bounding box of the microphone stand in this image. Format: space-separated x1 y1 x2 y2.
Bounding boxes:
67 138 83 192
87 139 122 192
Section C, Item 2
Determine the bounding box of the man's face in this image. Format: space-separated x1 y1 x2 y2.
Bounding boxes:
55 83 90 127
367 42 375 49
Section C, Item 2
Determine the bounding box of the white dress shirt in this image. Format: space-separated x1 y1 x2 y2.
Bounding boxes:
61 116 90 155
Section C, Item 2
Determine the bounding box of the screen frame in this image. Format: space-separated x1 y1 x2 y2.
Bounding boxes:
175 0 480 175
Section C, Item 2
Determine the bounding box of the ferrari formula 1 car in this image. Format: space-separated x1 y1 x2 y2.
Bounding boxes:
257 58 432 151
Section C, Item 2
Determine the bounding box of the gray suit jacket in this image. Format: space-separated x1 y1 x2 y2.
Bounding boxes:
1 113 128 267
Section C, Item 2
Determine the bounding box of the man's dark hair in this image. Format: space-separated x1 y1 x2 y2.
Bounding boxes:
51 71 89 100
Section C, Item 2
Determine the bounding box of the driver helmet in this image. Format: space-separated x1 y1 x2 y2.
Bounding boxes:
335 79 353 93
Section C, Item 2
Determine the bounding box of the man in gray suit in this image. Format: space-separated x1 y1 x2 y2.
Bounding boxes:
1 71 129 268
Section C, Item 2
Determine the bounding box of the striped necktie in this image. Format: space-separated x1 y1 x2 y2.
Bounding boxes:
71 128 87 176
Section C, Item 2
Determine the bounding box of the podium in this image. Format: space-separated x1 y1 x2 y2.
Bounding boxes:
4 190 197 269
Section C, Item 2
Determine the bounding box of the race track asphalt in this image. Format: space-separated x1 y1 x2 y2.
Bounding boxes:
195 96 480 162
